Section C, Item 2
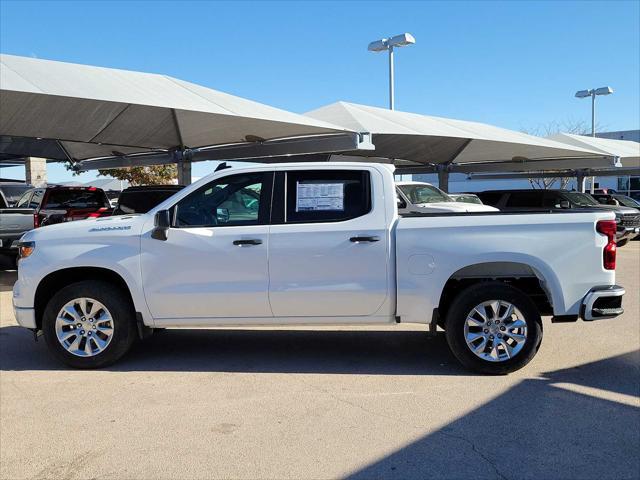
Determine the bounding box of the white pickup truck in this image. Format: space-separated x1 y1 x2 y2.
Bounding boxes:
13 163 625 374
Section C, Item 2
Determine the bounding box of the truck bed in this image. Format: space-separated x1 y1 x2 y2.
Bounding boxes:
394 209 615 324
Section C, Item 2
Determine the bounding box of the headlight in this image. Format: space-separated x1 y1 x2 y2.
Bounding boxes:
18 241 35 259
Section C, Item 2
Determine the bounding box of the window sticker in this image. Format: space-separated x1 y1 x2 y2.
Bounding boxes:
296 182 344 211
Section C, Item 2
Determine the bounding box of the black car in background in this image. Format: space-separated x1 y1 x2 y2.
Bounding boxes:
113 185 184 215
477 189 640 246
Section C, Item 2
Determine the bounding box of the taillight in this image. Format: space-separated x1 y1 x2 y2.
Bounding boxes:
596 220 617 270
33 212 40 228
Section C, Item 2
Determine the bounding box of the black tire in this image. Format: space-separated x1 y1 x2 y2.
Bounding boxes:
42 280 137 369
617 238 628 248
445 282 543 375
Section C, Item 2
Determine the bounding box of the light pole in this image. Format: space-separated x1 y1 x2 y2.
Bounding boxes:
368 33 415 110
574 86 613 193
575 86 613 137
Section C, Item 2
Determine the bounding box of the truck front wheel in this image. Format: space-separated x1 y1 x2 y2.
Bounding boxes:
42 281 137 369
445 282 543 374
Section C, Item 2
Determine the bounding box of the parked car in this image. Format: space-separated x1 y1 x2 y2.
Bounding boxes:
448 193 485 205
14 163 625 374
113 185 184 215
0 181 33 207
396 181 498 213
14 186 112 227
477 189 640 246
591 192 640 209
0 189 35 259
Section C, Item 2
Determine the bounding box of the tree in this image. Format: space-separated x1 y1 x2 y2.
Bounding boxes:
519 119 605 190
97 165 178 186
63 159 178 186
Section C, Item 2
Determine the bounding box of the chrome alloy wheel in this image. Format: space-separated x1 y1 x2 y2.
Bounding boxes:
55 298 115 357
463 300 528 362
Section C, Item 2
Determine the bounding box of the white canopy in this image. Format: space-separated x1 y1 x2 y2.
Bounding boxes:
547 133 640 167
0 54 357 164
306 102 611 172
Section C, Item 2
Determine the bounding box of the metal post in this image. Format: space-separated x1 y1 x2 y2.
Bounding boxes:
591 92 596 137
437 165 450 193
388 46 394 110
576 171 587 193
177 150 192 185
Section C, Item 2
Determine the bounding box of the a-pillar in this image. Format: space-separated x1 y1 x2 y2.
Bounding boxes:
437 165 450 193
25 157 47 187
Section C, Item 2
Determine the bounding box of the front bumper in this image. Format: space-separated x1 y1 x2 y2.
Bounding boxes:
581 285 625 321
13 304 37 329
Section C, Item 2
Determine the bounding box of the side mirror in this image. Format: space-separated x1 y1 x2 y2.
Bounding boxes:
151 209 171 241
559 200 571 209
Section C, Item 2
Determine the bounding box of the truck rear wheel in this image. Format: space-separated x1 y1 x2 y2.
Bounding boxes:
42 281 137 369
444 282 543 374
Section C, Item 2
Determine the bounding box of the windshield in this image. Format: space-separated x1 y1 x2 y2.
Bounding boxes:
398 184 452 204
44 189 109 209
562 192 600 207
613 195 640 208
452 194 482 205
114 189 181 215
0 185 32 205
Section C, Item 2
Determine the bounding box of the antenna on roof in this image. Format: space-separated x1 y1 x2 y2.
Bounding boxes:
214 162 232 172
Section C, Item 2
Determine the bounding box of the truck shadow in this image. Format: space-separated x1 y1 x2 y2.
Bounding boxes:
0 326 467 375
345 350 640 480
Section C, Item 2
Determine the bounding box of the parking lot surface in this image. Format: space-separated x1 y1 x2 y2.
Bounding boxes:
1 245 639 480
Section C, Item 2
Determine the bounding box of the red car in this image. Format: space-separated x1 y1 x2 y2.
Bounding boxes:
14 186 112 227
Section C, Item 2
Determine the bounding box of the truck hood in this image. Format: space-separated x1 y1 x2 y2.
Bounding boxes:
412 202 499 213
22 214 147 242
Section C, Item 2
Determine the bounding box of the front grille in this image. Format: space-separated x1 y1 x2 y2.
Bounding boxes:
620 214 640 228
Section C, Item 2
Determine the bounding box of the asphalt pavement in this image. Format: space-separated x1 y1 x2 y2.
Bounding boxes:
0 245 638 479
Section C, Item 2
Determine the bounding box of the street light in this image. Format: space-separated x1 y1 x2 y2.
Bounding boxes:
368 33 416 110
575 86 614 137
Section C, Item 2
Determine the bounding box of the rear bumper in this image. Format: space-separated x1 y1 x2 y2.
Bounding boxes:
581 285 625 321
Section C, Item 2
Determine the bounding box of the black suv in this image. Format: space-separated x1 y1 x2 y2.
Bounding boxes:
477 189 640 246
113 185 184 215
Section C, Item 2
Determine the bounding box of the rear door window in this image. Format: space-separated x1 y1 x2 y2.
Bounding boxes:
505 191 543 208
477 192 503 206
15 191 33 208
28 190 44 208
282 170 371 223
44 189 109 209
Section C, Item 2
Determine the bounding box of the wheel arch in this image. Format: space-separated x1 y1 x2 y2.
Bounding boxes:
436 261 555 326
34 267 136 330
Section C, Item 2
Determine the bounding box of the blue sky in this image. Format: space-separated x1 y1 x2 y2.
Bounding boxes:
1 0 639 183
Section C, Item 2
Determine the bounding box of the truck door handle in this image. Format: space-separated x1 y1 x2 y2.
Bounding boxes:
233 239 263 246
350 236 380 243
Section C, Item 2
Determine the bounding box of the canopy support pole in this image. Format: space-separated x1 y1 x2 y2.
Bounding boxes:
576 170 587 193
177 150 192 185
437 164 450 192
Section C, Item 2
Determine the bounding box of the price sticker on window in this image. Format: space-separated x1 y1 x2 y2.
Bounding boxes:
296 182 344 211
